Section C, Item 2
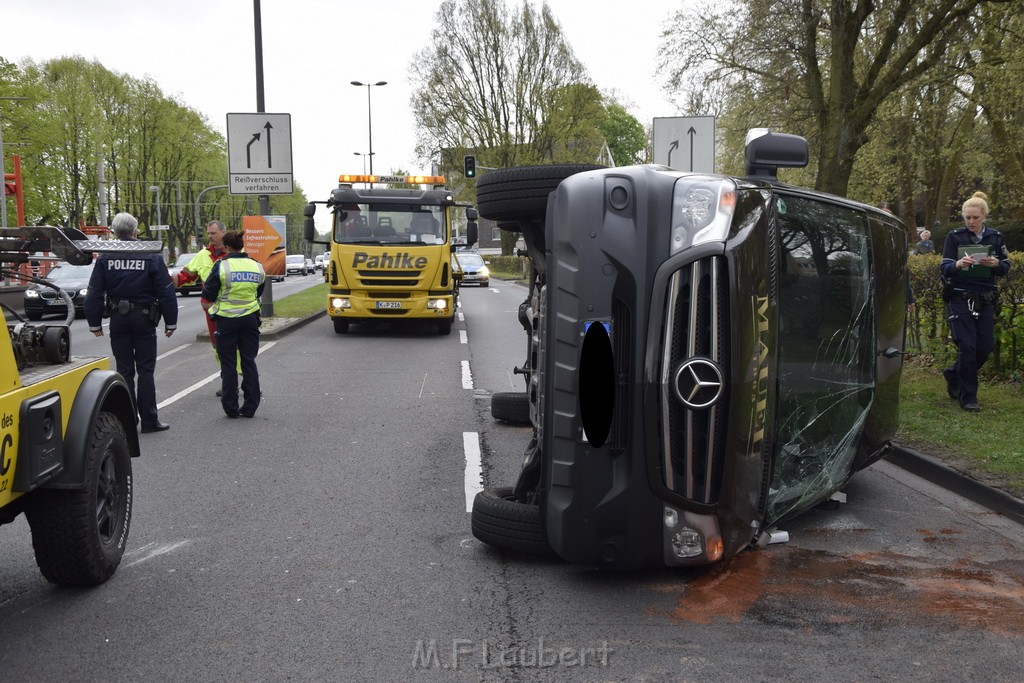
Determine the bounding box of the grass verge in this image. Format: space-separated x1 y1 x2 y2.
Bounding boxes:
269 282 327 318
898 362 1024 497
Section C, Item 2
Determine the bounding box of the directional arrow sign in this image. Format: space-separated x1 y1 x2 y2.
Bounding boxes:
226 113 293 195
653 116 715 173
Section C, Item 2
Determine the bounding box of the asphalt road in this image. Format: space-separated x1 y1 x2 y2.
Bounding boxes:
1 277 1023 681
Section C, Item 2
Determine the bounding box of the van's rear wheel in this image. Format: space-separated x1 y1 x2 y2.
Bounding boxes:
25 411 132 586
491 392 530 425
471 487 553 557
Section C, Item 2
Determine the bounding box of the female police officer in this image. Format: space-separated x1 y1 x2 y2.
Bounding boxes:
940 192 1011 411
201 230 265 418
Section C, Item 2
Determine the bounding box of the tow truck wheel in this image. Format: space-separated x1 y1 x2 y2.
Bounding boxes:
42 325 70 364
476 164 605 224
25 411 132 586
333 319 349 334
438 318 453 336
491 392 530 425
471 487 554 557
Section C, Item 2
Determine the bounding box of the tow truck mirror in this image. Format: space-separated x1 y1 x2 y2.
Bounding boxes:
303 203 318 243
466 208 479 247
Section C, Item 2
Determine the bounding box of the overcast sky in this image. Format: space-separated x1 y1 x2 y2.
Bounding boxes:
3 0 684 202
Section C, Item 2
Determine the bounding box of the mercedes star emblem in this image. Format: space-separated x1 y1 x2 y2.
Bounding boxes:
673 357 725 409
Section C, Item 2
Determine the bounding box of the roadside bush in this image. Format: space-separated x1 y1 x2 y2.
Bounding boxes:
486 255 529 280
907 252 1024 380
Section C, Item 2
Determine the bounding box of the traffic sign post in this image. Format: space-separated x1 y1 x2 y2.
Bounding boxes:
652 116 716 173
226 112 294 195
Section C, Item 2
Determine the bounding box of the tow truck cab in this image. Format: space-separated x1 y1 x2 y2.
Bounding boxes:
304 174 478 336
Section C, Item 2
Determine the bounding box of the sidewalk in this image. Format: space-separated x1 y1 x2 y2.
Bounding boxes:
888 443 1024 525
211 308 1024 527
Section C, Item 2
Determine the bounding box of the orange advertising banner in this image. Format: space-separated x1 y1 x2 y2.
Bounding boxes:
241 215 283 262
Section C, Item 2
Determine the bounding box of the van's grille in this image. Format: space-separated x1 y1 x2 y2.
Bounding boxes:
660 257 728 505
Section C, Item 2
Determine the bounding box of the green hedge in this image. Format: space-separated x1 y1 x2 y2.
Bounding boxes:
907 252 1024 380
485 255 530 279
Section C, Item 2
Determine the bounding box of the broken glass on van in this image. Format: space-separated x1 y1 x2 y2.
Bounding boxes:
768 194 874 524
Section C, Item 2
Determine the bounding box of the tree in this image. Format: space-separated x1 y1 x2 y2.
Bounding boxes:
658 0 1006 197
410 0 593 180
598 101 648 166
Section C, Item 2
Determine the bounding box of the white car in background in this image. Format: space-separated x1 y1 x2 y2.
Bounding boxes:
285 254 308 276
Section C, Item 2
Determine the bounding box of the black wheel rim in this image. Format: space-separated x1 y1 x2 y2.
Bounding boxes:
95 447 122 544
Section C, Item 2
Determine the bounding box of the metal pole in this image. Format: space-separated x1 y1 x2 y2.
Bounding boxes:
254 0 273 315
366 85 374 176
150 186 162 229
194 184 228 242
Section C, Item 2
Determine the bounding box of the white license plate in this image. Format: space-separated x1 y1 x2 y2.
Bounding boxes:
376 301 402 309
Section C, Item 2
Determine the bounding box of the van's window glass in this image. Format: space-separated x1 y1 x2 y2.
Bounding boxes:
333 204 446 245
768 194 874 524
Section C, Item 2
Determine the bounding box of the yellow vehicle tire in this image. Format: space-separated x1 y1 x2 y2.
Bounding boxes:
24 411 132 586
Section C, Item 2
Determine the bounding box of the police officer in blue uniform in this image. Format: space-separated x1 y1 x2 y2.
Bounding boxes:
85 212 178 432
939 192 1010 412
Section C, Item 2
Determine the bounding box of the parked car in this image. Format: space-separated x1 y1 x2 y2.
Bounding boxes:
167 253 203 295
453 251 489 287
285 254 308 276
23 261 94 320
471 129 909 569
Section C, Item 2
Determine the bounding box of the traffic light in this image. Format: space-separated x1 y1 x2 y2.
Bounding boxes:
463 155 477 179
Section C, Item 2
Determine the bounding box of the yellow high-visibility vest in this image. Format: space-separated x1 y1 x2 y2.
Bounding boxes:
210 257 264 317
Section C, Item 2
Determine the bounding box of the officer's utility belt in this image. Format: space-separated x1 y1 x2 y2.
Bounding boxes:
950 290 997 305
108 298 161 325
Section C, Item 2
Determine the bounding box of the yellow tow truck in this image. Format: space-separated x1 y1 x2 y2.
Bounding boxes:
303 173 478 335
0 225 158 585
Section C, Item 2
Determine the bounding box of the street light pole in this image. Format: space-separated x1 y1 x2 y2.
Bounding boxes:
350 81 387 177
353 152 375 175
149 185 161 232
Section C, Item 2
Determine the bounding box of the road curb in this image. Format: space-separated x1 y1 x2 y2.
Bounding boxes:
196 310 327 343
887 443 1024 526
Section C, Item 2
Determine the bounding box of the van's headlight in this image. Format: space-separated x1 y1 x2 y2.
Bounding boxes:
670 178 736 254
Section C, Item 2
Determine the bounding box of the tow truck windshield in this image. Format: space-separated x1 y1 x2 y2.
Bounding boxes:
333 204 446 245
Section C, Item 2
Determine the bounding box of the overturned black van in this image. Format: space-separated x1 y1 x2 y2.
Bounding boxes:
472 129 908 569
